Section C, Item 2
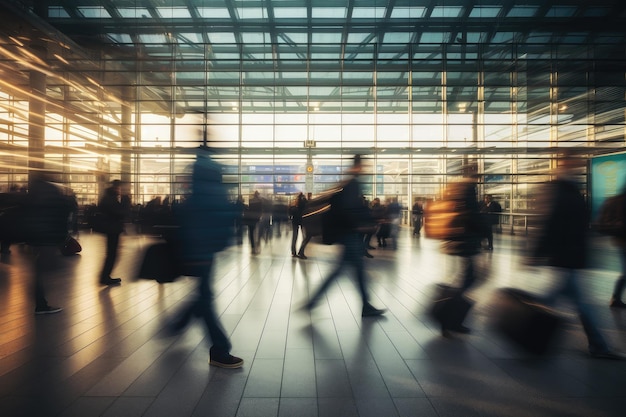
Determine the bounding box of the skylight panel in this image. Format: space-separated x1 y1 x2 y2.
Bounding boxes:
390 7 426 18
310 52 341 60
583 7 610 17
237 8 267 19
157 7 192 19
347 33 372 44
77 7 112 18
492 32 516 43
468 6 501 18
430 6 463 18
138 34 168 44
506 6 539 17
179 33 204 44
420 32 450 43
212 53 241 60
273 7 307 18
351 7 386 19
561 33 588 44
383 33 413 43
48 7 70 18
241 33 270 44
546 6 577 17
279 33 308 44
197 8 231 19
107 33 133 44
312 33 343 44
207 33 237 44
312 8 347 19
117 8 151 18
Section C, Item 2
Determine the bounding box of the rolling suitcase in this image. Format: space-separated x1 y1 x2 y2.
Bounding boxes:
429 284 473 334
138 242 180 283
490 288 563 355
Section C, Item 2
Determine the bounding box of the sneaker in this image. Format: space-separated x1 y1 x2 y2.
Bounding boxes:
35 305 62 315
589 349 624 360
362 304 386 317
209 352 244 369
100 277 122 286
609 298 626 308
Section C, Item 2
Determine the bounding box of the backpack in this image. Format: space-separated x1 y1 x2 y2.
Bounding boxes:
423 199 468 240
594 193 626 237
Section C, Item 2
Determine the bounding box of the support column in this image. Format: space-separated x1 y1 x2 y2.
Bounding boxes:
28 70 46 188
121 86 134 185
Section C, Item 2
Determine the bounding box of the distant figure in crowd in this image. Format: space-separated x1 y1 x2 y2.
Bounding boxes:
479 194 502 250
272 198 289 237
531 154 622 359
244 191 262 254
386 197 402 250
26 172 76 314
98 179 131 286
169 147 243 368
365 197 383 250
234 194 245 244
412 197 424 236
304 155 386 317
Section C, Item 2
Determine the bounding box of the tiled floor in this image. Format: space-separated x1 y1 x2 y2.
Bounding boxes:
0 227 625 417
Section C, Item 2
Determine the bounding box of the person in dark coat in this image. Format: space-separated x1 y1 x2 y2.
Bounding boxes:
412 197 424 236
290 192 307 257
303 155 386 317
169 148 243 368
531 155 621 359
97 180 131 285
479 194 502 250
25 172 75 314
296 192 314 259
245 191 263 254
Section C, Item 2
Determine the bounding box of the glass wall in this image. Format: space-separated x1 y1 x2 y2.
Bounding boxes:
1 2 625 216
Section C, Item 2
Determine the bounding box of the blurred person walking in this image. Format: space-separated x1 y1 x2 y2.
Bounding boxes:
303 155 385 317
290 192 307 258
169 147 243 368
25 172 76 314
97 179 131 286
531 154 622 359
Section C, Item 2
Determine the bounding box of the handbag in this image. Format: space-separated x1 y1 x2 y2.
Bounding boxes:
60 235 82 256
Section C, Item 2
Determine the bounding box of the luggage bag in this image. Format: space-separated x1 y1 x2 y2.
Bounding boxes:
429 284 473 333
490 287 563 355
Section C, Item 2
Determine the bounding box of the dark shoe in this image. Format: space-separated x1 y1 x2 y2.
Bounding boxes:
35 305 62 315
448 325 471 334
209 348 244 369
362 304 386 317
297 253 308 259
609 298 626 308
100 277 122 286
589 349 624 360
364 252 374 258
